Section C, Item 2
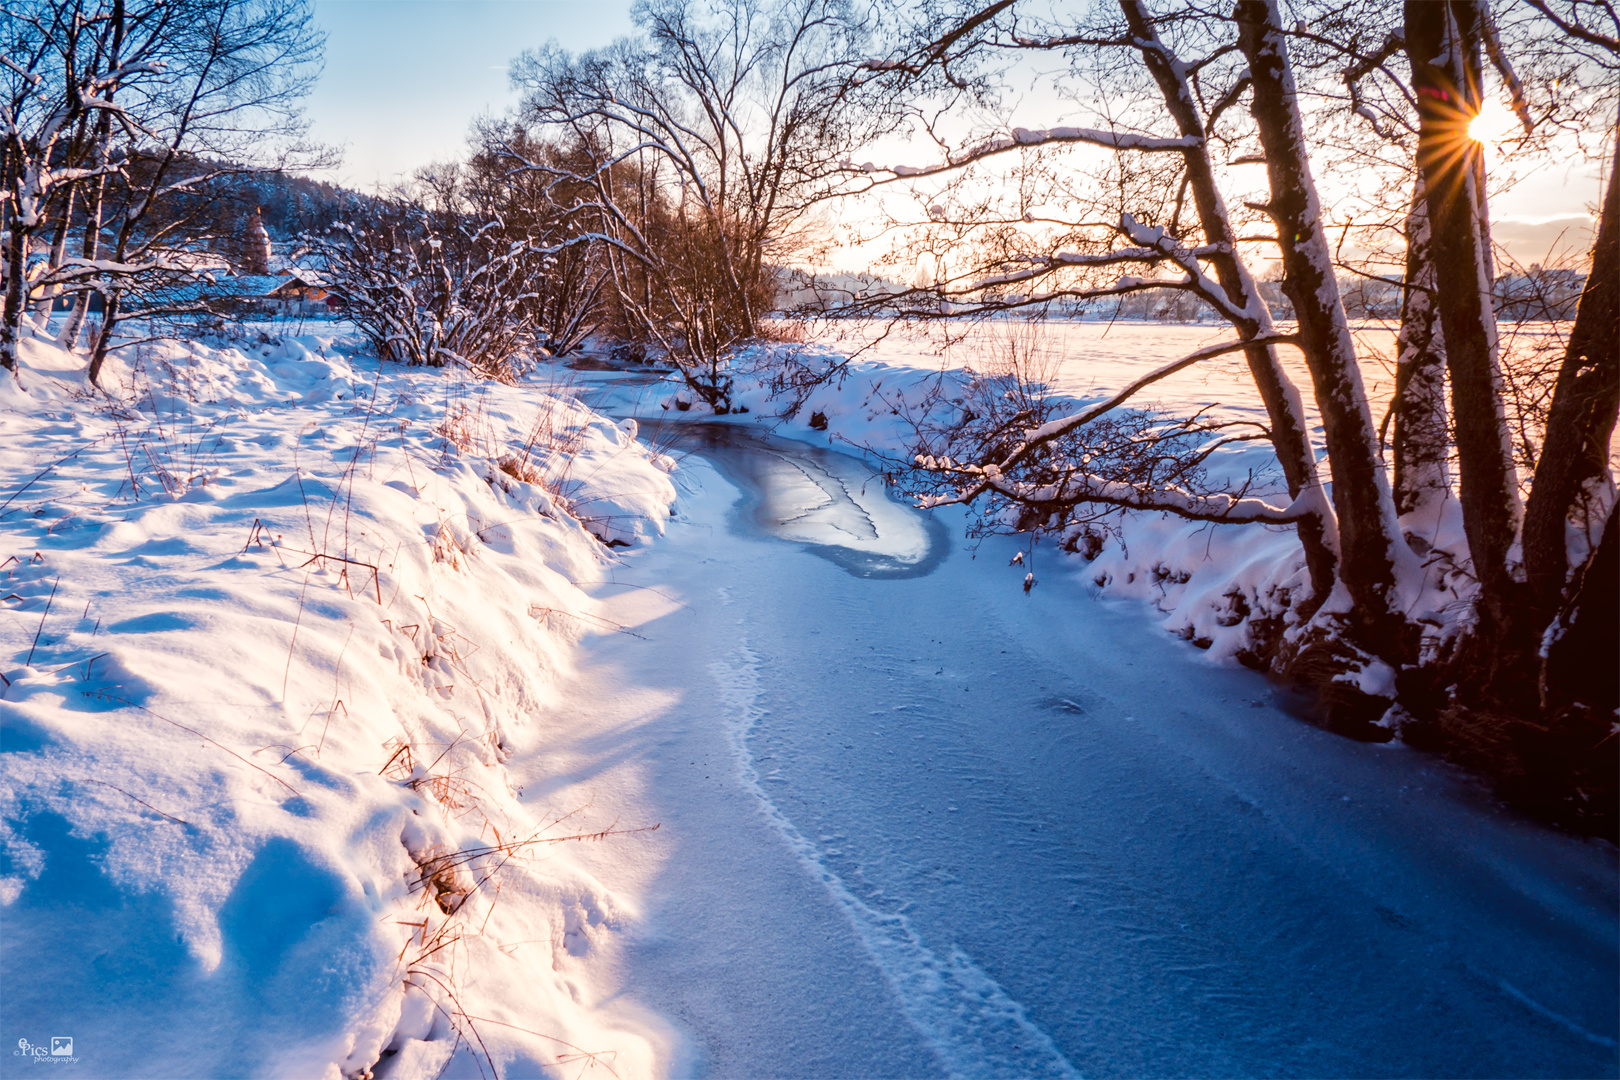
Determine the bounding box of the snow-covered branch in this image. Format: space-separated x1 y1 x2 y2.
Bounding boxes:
924 470 1306 524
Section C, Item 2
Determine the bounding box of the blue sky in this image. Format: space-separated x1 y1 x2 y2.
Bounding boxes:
298 1 1601 263
303 0 635 188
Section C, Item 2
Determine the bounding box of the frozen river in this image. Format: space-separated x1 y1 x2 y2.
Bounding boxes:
523 417 1618 1078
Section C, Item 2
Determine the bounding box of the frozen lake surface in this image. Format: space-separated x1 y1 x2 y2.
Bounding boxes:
526 420 1618 1078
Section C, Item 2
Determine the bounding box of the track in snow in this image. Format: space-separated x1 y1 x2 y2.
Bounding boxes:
527 422 1618 1079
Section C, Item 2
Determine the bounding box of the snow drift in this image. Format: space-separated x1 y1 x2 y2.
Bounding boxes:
0 328 677 1078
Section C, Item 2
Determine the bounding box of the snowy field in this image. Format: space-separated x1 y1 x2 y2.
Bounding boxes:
2 317 1614 1079
1 326 679 1076
755 316 1571 485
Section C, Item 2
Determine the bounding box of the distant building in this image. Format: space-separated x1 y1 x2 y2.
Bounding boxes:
241 207 274 276
264 269 340 312
137 269 344 319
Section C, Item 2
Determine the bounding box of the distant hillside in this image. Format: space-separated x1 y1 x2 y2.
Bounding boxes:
227 170 375 242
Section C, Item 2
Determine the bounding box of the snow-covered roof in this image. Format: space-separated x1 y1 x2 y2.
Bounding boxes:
214 274 289 297
280 267 332 289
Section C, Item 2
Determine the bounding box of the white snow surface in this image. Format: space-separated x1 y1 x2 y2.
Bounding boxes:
4 317 1615 1080
1 328 678 1078
582 319 1504 668
523 411 1616 1078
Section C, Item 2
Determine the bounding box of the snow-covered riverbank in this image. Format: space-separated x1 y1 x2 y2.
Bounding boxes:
3 323 1615 1079
1 330 677 1077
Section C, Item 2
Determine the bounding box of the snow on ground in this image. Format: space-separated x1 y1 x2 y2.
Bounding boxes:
1 313 1600 1078
1 325 677 1078
576 318 1490 675
503 401 1619 1079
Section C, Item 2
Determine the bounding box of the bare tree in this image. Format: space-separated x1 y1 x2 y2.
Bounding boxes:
305 182 547 379
832 0 1616 823
832 1 1423 657
465 127 608 357
0 0 326 385
504 0 891 411
0 0 159 373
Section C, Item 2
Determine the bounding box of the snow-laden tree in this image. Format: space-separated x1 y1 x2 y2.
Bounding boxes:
462 127 611 358
1403 0 1617 816
502 0 897 411
832 0 1411 668
831 0 1617 826
303 181 548 379
1 0 159 373
0 0 325 385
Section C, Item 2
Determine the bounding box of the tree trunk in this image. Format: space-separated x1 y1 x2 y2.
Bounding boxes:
1522 136 1620 627
1541 500 1618 717
1118 0 1339 613
1 195 26 374
59 174 107 351
1392 173 1451 525
1407 0 1522 629
1237 0 1411 649
33 185 76 321
87 290 120 387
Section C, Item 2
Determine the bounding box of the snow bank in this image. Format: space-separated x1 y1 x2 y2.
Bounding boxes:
1 328 677 1078
617 322 1476 692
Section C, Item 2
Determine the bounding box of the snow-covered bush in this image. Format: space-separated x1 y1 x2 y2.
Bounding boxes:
307 197 546 379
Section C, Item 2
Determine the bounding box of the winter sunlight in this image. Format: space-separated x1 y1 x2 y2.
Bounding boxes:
3 2 1615 1078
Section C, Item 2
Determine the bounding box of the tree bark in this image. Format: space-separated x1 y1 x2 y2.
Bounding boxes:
1237 0 1411 647
87 290 120 387
1522 136 1620 626
1540 501 1618 716
1118 0 1339 613
1 191 25 374
1393 173 1451 523
34 185 76 321
1407 0 1523 628
59 159 110 352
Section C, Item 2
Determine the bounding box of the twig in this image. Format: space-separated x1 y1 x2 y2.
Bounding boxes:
282 572 312 702
461 1014 624 1080
0 443 101 517
25 577 59 666
316 623 356 755
278 548 383 604
91 694 301 798
84 779 193 828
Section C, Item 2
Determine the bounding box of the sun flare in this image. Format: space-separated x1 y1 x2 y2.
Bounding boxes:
1468 96 1520 154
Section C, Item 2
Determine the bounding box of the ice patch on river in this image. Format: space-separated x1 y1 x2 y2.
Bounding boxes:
751 448 931 567
709 642 1082 1080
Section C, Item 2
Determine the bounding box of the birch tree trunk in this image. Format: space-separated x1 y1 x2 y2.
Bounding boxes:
1236 0 1411 648
1393 174 1451 524
1 123 28 374
1407 0 1523 629
1 194 25 374
1118 0 1339 612
58 164 110 351
33 186 75 321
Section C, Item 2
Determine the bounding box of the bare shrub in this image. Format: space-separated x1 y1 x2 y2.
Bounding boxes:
307 194 544 380
505 0 896 411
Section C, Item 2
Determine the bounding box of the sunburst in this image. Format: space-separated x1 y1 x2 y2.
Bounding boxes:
1467 97 1521 165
